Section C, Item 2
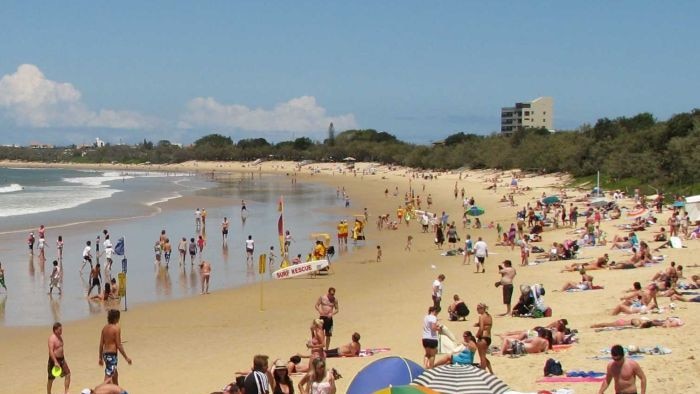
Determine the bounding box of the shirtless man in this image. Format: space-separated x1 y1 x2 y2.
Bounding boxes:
79 383 128 394
87 264 102 297
497 261 516 316
315 287 339 350
561 254 609 272
48 322 71 394
474 303 493 373
325 332 361 357
611 284 658 315
200 260 211 294
99 310 132 385
599 344 646 394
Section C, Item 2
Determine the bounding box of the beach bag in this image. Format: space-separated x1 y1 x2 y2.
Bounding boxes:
510 340 525 355
544 358 563 376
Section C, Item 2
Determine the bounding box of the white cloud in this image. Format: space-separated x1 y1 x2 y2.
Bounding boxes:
179 95 357 133
0 64 157 129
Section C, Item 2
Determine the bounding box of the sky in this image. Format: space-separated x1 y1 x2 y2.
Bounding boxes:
1 1 698 146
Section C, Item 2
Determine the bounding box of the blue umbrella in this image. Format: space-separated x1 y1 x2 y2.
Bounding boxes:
542 196 560 205
348 357 425 394
465 206 485 216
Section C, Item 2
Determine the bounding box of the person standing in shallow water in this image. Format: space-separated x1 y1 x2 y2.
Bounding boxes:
0 261 7 292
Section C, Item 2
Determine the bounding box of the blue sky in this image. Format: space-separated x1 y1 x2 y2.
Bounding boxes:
1 1 698 146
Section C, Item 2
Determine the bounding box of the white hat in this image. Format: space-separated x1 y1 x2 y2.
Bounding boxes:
81 389 92 394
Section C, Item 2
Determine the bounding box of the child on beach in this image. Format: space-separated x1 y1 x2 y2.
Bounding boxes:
188 238 197 264
405 236 413 251
163 238 172 266
38 237 47 260
178 237 187 264
268 246 276 273
49 260 61 295
56 235 64 261
0 262 7 292
197 235 206 255
28 232 35 255
376 245 382 262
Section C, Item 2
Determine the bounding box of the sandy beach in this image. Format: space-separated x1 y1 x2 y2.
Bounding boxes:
0 159 698 394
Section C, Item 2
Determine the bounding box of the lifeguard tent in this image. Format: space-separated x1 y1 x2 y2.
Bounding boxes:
685 195 700 222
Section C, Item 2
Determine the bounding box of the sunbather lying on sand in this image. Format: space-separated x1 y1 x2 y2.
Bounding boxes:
500 328 551 355
611 284 658 315
498 319 569 345
590 316 683 329
561 270 594 291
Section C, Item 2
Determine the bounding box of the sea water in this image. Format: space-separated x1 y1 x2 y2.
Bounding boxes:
0 167 352 326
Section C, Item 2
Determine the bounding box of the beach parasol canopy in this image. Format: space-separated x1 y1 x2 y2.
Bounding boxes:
373 385 441 394
626 207 648 218
413 364 510 394
465 206 485 216
343 157 357 161
542 196 561 205
589 198 609 208
347 357 425 394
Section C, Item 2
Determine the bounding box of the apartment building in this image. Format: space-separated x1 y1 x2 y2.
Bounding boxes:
501 96 553 134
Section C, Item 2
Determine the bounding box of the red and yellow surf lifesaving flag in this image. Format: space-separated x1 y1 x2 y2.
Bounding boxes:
277 196 289 268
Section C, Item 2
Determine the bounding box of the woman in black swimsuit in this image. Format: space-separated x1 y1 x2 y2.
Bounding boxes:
474 303 493 373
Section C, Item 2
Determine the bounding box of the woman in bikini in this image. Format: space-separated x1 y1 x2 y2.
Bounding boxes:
305 319 325 370
297 357 336 394
474 303 493 373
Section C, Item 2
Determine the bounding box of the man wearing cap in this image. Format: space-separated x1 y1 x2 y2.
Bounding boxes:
599 344 646 394
48 322 70 394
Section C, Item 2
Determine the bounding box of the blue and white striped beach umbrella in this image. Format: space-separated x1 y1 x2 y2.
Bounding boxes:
413 364 510 394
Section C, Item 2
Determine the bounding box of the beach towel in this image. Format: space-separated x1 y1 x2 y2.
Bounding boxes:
357 348 391 357
536 376 605 383
566 371 605 378
670 236 683 248
565 285 604 292
552 344 573 352
592 354 644 361
594 326 639 332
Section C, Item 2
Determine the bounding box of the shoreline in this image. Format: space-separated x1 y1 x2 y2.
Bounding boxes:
0 160 697 393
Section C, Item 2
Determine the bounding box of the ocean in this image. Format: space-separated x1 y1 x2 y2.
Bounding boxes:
0 167 349 326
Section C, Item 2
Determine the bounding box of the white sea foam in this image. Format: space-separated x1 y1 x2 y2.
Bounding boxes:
0 183 23 193
0 188 119 217
145 193 182 206
0 170 193 218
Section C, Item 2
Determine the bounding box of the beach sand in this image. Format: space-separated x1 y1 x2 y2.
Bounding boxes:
0 160 698 393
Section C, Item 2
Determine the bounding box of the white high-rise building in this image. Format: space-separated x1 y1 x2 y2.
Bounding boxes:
501 96 553 134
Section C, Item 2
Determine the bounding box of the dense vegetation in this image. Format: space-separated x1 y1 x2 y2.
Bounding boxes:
2 109 699 194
